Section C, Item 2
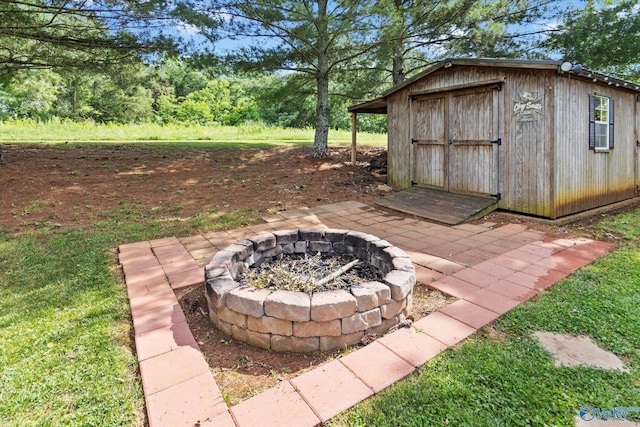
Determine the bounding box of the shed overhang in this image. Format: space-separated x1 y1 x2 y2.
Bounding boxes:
348 97 387 114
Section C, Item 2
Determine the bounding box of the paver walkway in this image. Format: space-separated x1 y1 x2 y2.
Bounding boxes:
117 201 614 427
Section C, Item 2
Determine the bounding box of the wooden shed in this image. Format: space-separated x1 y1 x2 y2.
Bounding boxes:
350 58 640 220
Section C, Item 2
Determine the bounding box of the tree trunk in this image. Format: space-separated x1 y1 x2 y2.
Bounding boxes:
313 70 330 158
72 86 78 116
390 0 406 86
392 54 405 85
312 0 330 158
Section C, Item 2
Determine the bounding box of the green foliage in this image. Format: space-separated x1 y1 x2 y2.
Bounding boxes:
543 0 640 79
91 82 154 124
0 57 386 131
176 98 213 123
445 21 535 59
55 72 100 120
251 73 316 128
176 78 260 125
152 57 209 99
0 65 155 123
0 0 174 75
154 94 178 124
0 70 60 120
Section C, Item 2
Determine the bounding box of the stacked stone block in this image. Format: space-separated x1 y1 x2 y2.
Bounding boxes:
204 229 416 352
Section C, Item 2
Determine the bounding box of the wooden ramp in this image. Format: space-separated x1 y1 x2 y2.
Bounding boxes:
376 187 499 225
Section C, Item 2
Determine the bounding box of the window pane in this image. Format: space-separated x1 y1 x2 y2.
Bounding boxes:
595 123 608 148
595 96 608 122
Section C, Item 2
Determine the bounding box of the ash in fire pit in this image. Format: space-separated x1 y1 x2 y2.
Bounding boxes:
204 228 416 352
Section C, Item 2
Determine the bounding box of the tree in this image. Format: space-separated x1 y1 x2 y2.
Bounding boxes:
371 0 560 86
176 0 565 157
251 73 316 128
179 0 376 157
445 21 539 59
0 69 59 120
543 0 640 79
371 0 472 85
0 0 174 76
55 71 98 120
155 58 210 99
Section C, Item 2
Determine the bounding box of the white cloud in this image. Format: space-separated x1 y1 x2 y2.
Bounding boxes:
176 23 201 36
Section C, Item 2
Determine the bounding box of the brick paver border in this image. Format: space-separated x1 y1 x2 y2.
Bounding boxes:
117 202 614 427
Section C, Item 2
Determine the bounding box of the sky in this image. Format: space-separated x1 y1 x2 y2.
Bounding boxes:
173 0 589 58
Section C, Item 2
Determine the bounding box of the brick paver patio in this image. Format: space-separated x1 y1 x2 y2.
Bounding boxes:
117 201 614 426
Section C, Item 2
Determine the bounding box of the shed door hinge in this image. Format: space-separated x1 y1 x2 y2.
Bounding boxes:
411 138 418 144
490 192 502 200
490 138 502 146
411 180 417 186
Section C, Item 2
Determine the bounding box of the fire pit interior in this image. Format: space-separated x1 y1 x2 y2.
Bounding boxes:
204 229 416 352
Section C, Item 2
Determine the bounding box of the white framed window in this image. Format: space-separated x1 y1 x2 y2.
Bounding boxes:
589 94 614 151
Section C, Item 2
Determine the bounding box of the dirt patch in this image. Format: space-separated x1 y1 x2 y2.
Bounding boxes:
176 284 454 406
1 142 622 237
0 144 388 232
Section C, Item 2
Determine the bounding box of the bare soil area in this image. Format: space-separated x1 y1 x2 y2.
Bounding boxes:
0 144 388 231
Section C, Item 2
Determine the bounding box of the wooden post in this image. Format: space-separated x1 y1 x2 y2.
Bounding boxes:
351 112 357 164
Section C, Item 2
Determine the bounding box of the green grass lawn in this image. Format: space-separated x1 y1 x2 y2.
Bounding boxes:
0 119 387 146
0 207 261 426
1 133 638 425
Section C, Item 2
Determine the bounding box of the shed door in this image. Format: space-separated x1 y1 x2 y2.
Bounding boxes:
448 87 499 195
412 94 447 189
412 85 500 197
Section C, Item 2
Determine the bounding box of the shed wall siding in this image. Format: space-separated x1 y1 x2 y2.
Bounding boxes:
501 69 554 217
553 78 637 217
387 86 412 189
410 67 504 93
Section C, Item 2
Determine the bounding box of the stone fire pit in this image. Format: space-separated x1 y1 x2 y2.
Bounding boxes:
204 229 415 352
